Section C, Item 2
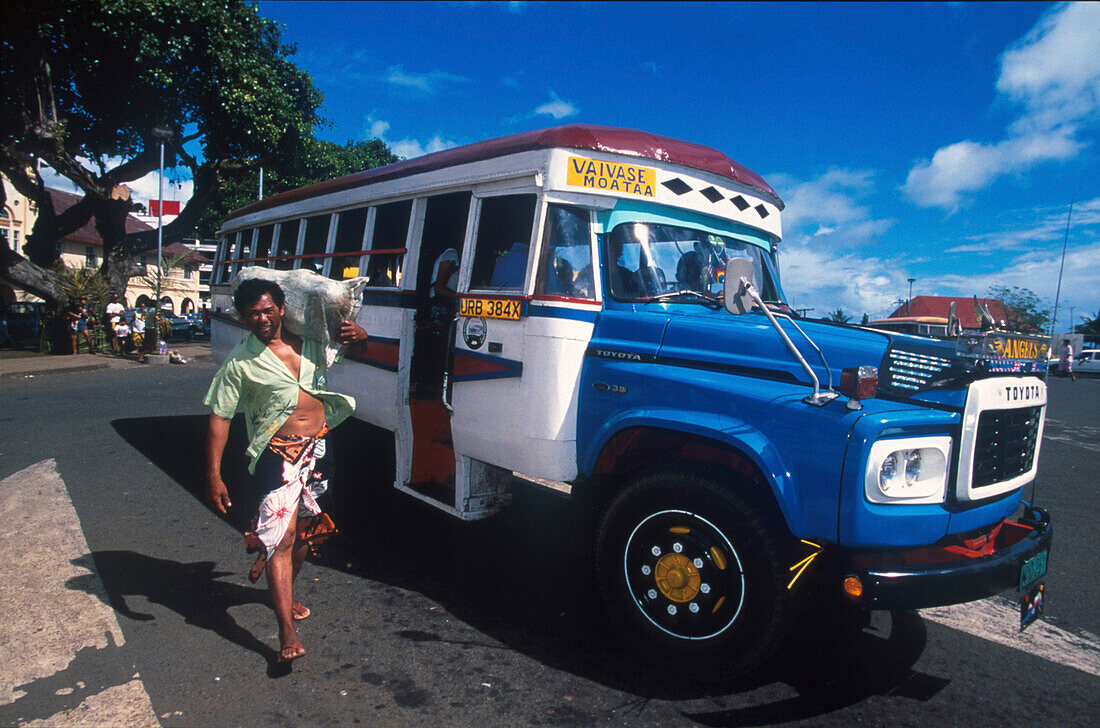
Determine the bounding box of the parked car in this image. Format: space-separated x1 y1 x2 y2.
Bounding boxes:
4 301 46 347
162 313 203 340
184 311 209 338
1075 349 1100 377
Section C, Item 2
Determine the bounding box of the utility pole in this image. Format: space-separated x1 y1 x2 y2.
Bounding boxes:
907 278 916 316
1050 201 1073 339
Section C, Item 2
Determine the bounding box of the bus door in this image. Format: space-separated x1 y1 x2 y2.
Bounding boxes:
449 199 600 505
397 191 472 511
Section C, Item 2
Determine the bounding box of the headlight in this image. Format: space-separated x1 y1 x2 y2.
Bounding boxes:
865 436 952 504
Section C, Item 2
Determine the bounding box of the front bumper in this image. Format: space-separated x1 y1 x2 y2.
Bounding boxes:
846 504 1052 610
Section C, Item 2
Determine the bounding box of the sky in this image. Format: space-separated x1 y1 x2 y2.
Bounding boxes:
46 1 1099 329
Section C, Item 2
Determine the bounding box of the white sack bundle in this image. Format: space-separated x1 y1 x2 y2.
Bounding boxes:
232 268 368 367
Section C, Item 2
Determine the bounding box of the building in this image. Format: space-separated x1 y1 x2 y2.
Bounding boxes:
1 175 35 304
183 237 216 310
882 295 1012 330
123 240 208 313
1 176 205 311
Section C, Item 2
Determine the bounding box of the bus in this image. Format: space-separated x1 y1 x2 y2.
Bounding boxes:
210 124 1052 675
867 316 952 339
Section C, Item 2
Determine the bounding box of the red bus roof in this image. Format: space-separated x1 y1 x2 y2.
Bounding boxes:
224 124 781 223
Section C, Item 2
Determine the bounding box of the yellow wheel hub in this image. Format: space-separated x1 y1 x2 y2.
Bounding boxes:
654 553 701 603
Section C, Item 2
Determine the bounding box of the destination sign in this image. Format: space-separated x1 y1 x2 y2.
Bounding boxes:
958 332 1050 363
987 335 1049 361
567 156 655 197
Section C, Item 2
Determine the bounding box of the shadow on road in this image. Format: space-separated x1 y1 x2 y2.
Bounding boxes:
66 552 276 665
111 414 947 721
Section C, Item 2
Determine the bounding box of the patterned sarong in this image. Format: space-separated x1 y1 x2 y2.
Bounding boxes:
244 426 338 582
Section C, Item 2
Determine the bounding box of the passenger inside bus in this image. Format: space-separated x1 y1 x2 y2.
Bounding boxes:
489 242 528 289
429 247 459 326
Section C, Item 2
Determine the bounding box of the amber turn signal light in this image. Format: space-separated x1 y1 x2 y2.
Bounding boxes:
839 366 878 409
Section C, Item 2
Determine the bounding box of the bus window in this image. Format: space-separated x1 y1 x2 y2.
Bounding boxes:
330 207 368 280
536 204 594 299
239 229 253 261
366 200 411 287
214 235 231 283
224 231 242 281
470 194 537 291
299 214 331 274
273 219 300 270
255 224 275 263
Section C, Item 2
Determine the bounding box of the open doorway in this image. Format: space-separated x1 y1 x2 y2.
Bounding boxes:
406 191 471 502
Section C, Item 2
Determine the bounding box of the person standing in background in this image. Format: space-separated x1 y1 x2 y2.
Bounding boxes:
1059 339 1077 382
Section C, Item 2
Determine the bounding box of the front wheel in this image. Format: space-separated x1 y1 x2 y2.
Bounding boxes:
595 467 801 678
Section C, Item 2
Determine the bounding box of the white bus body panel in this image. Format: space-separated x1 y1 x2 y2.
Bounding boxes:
450 312 594 481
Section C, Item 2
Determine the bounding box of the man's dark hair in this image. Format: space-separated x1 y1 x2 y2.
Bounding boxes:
234 279 285 313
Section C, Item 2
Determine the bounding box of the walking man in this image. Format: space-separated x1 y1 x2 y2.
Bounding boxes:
203 279 367 664
1059 339 1077 382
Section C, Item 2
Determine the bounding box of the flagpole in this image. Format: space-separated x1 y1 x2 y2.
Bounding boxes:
1049 201 1073 339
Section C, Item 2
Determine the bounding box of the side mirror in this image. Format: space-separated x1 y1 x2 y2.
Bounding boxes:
723 258 756 315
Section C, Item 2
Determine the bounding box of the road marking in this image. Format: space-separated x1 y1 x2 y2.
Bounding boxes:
1043 418 1100 454
922 598 1100 678
0 459 160 727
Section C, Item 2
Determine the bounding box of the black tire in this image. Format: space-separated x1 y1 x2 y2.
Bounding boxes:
595 466 802 678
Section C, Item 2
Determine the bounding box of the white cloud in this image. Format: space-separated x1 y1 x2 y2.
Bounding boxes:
779 244 910 319
772 168 894 248
766 168 900 317
505 91 580 125
903 2 1100 211
998 1 1100 136
534 91 579 120
903 131 1081 210
946 199 1090 253
365 114 456 159
389 136 456 159
383 65 469 94
927 239 1100 321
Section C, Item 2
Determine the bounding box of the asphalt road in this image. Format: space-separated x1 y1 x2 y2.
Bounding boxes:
1 362 1097 727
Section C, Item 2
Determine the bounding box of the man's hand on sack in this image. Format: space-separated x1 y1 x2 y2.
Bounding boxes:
337 321 369 355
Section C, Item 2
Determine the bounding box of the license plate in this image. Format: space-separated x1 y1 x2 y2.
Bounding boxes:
1019 549 1048 591
459 297 522 320
1020 583 1045 631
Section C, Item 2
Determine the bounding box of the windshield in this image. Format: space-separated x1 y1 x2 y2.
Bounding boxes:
603 221 782 303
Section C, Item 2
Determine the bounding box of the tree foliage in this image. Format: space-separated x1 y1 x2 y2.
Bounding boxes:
987 284 1050 333
1077 310 1100 338
826 308 852 324
198 137 398 236
0 0 372 305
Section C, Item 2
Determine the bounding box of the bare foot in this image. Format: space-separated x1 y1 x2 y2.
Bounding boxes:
291 601 311 621
278 641 305 663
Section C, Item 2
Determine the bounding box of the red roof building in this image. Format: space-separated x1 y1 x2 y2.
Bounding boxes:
886 295 1011 330
47 188 154 246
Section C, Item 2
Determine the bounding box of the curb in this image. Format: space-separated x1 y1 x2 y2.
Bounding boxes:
0 363 112 380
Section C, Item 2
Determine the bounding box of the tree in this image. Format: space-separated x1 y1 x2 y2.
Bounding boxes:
986 285 1050 333
860 313 870 325
0 0 327 305
1077 310 1100 338
198 138 398 236
827 308 852 324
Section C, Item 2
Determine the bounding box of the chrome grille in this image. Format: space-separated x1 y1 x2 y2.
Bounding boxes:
972 406 1041 488
882 349 953 391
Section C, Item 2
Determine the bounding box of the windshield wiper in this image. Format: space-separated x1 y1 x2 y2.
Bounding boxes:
642 289 722 306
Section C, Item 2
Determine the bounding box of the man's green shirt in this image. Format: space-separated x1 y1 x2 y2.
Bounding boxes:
203 333 355 473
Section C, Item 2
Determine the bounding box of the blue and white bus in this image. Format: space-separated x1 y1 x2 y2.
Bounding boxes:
210 124 1052 675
